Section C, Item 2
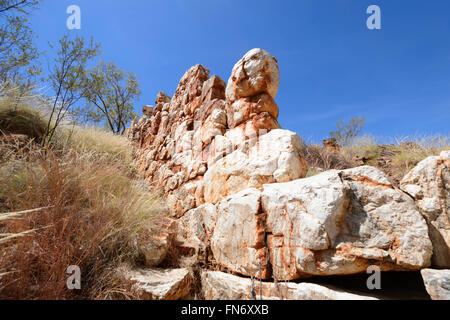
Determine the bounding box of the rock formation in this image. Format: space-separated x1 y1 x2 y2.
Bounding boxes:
400 150 450 268
128 48 307 218
128 48 447 300
177 166 432 281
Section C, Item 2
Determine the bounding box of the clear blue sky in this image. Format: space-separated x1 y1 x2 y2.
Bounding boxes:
30 0 450 142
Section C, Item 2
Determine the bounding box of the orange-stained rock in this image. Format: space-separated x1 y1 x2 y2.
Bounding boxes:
322 138 341 153
142 105 153 117
204 129 308 204
210 189 270 279
262 166 432 280
128 49 307 218
127 49 434 283
226 93 279 129
135 217 177 267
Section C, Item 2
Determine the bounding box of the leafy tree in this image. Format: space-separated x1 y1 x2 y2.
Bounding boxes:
81 61 140 134
0 0 41 85
330 117 366 147
45 34 100 142
0 0 40 14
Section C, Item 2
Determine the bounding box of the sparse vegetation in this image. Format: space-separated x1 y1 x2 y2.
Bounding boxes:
0 90 164 300
302 143 354 171
0 0 42 85
0 102 46 139
0 0 154 298
45 34 101 143
0 1 448 301
341 134 449 183
330 117 366 147
300 133 449 184
80 61 140 135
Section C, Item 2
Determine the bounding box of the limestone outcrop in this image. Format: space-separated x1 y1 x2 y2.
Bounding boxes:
263 166 432 279
400 150 450 267
129 48 307 218
127 48 441 299
176 166 432 280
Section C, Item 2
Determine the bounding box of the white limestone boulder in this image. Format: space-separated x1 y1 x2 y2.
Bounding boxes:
400 150 450 267
260 166 432 280
120 268 191 300
203 129 307 204
226 48 280 103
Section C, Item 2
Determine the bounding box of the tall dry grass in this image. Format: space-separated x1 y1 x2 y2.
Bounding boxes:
299 138 355 174
0 129 163 300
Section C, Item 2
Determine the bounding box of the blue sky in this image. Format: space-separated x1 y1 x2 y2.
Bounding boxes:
30 0 450 142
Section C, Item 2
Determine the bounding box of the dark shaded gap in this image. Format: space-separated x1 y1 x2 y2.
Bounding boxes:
302 271 429 300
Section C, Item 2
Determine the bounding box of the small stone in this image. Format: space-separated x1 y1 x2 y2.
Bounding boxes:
421 269 450 300
120 268 191 300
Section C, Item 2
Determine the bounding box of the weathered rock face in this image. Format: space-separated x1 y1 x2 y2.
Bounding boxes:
175 203 217 267
128 49 307 218
400 150 450 267
211 166 430 280
142 105 153 117
262 166 432 280
174 166 432 281
204 129 307 204
225 48 280 135
421 268 450 300
211 189 270 279
201 271 379 300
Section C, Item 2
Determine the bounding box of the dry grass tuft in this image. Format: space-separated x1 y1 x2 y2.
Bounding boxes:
64 126 134 165
301 143 355 171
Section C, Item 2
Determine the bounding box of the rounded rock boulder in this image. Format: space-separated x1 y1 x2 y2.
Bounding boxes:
225 48 280 103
